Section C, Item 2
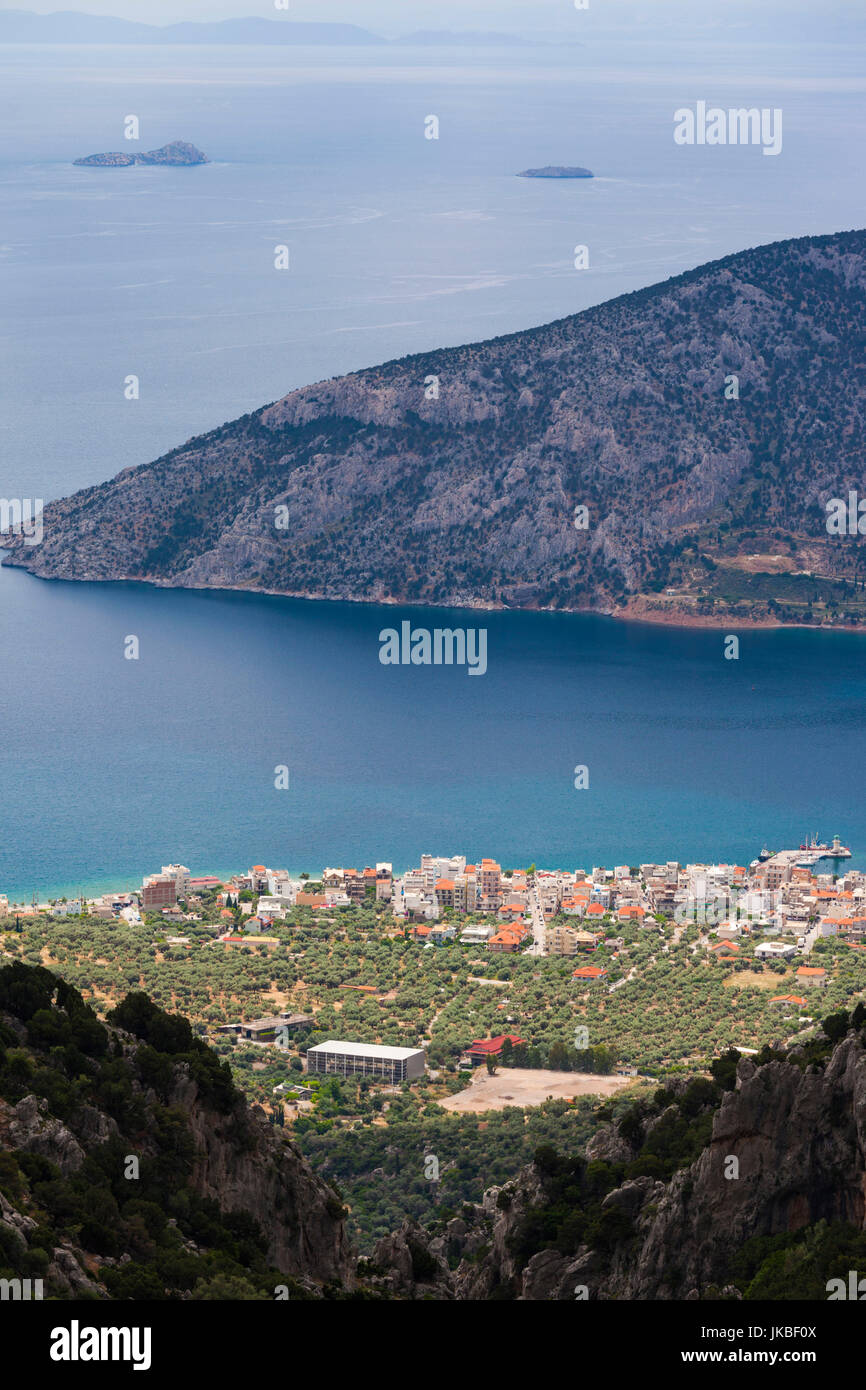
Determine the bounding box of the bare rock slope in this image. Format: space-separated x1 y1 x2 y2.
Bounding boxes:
382 1019 866 1300
6 229 865 621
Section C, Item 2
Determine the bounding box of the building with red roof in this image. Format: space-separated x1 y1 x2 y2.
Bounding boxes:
796 966 827 986
466 1034 525 1064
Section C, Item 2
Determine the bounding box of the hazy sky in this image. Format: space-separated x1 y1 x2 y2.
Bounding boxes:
1 0 859 38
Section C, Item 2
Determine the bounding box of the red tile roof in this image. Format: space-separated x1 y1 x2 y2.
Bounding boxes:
467 1034 525 1055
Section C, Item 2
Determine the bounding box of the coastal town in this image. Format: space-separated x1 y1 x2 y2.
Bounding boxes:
2 842 865 1261
4 843 863 968
3 845 863 1085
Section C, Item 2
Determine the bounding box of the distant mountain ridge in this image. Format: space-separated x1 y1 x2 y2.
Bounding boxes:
394 30 530 46
0 10 383 44
5 230 866 629
0 11 544 47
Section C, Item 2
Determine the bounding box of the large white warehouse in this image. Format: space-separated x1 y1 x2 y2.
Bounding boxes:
306 1040 426 1083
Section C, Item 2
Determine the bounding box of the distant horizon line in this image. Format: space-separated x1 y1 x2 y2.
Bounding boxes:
0 10 583 46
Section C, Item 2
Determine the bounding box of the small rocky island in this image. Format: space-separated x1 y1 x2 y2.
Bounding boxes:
518 165 593 179
74 140 209 167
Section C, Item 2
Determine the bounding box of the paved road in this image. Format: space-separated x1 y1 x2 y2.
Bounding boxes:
527 881 547 956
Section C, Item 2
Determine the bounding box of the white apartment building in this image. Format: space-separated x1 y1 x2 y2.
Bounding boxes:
160 864 191 896
460 924 495 944
265 870 297 900
256 896 290 920
737 889 774 918
401 891 439 921
420 854 467 890
755 941 797 960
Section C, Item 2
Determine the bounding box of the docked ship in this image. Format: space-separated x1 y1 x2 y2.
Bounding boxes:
797 833 852 859
749 846 775 869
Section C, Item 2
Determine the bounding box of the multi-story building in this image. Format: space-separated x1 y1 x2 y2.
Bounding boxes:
403 892 439 921
796 966 827 989
434 878 455 909
50 899 85 917
460 923 494 944
547 926 598 956
646 882 678 916
256 896 290 920
421 854 466 886
536 879 562 917
248 865 269 894
306 1040 425 1083
758 860 794 890
266 870 295 900
142 878 177 910
560 896 587 917
479 858 502 905
754 941 797 960
452 872 478 913
155 864 191 896
343 870 366 902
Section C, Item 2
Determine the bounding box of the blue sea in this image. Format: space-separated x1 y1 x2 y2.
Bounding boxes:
1 36 865 898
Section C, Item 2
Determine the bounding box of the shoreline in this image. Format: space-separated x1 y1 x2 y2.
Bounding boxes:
5 847 863 914
5 556 866 634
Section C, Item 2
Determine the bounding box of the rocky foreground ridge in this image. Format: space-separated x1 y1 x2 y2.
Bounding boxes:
5 229 866 624
367 1013 866 1300
2 962 865 1300
0 964 352 1299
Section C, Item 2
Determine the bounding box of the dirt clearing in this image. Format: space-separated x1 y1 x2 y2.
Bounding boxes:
438 1067 636 1114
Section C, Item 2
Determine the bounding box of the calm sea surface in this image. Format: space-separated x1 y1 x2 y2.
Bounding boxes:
1 39 865 896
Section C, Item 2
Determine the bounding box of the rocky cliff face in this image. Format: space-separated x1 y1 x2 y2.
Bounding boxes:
5 229 865 623
380 1028 866 1300
172 1071 351 1282
0 1075 353 1295
0 965 352 1298
612 1039 866 1299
